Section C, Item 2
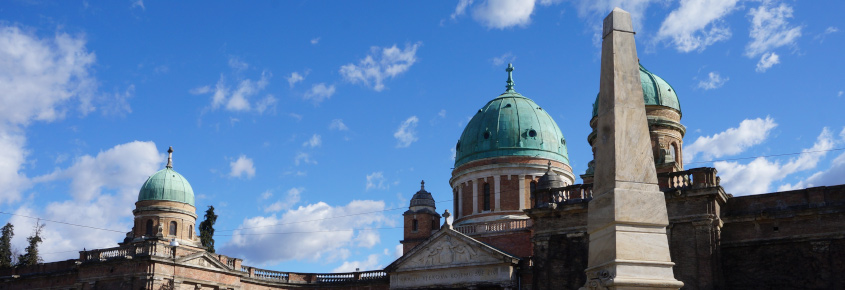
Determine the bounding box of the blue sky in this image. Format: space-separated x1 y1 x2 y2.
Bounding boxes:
0 0 843 273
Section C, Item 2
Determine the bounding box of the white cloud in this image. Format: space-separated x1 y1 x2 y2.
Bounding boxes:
332 254 382 273
684 117 777 162
303 83 335 104
839 91 843 97
815 26 839 43
303 134 322 148
264 187 303 212
221 200 389 266
745 0 801 71
697 72 728 90
254 95 277 114
0 26 97 125
569 0 660 36
311 37 320 45
229 155 256 179
0 25 99 204
470 0 536 29
339 43 420 92
261 190 273 200
394 243 403 258
716 128 835 195
192 58 272 112
330 119 349 131
491 52 516 66
755 52 780 72
14 141 162 261
779 151 845 191
438 110 446 118
294 152 316 166
287 72 305 87
394 116 419 148
451 0 474 20
656 0 738 52
131 0 145 10
102 85 134 116
366 172 387 191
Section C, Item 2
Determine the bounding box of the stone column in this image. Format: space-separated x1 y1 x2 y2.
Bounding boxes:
582 7 683 290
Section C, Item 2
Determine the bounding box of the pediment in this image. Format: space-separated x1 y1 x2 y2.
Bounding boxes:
177 251 232 271
387 227 519 272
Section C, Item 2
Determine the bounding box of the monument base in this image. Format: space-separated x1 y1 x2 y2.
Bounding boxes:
581 186 683 290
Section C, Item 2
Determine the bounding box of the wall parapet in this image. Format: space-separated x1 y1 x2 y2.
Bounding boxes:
454 218 531 235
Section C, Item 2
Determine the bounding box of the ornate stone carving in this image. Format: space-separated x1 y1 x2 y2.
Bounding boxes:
415 236 480 266
581 269 615 290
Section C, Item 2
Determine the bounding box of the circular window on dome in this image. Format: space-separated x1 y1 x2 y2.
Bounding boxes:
561 138 566 145
528 129 537 137
483 131 491 139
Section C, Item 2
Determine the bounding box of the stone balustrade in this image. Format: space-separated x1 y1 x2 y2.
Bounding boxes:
79 242 171 262
455 219 531 235
658 167 720 191
239 266 388 284
532 183 593 209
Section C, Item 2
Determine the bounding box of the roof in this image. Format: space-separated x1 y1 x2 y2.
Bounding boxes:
454 64 570 168
138 167 195 206
592 63 682 118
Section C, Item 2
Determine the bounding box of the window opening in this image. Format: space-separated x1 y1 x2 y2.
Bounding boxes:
483 183 491 211
169 221 177 236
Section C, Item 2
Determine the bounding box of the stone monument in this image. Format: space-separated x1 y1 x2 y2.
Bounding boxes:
581 8 683 289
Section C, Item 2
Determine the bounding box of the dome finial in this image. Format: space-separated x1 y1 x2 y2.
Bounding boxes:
505 63 515 92
166 146 174 168
420 180 425 191
547 160 552 172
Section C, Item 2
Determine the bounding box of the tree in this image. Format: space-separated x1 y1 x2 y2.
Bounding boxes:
199 206 217 253
0 223 13 268
17 221 44 267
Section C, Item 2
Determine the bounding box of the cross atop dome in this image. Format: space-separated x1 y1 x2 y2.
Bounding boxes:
166 146 174 168
420 180 425 191
505 63 515 92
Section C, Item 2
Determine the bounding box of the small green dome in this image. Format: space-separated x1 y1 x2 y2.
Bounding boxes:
455 64 569 168
592 64 681 118
138 167 195 206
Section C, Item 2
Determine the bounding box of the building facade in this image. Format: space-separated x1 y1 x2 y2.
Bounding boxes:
2 46 844 290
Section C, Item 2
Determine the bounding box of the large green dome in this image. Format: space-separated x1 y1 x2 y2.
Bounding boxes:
455 65 569 168
138 167 195 206
592 64 681 118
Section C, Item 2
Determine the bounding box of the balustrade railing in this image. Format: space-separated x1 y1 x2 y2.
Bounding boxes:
316 273 354 283
532 183 593 209
80 242 170 262
658 167 719 191
454 219 531 235
253 268 289 281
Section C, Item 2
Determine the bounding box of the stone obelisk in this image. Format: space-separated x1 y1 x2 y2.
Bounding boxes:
581 8 683 290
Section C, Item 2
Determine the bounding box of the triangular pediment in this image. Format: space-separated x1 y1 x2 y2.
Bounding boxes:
177 251 232 271
386 227 519 272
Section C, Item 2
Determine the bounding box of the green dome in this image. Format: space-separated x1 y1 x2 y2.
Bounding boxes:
138 167 195 206
592 64 681 118
455 89 569 168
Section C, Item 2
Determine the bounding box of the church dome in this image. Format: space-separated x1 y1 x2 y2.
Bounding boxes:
455 64 569 168
591 63 681 118
137 148 195 206
409 181 436 209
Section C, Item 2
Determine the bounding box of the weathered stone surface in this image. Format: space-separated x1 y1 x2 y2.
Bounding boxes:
584 7 682 290
390 264 513 289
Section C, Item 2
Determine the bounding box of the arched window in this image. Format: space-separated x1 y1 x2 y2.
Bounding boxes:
412 219 418 232
145 219 154 236
670 143 678 162
189 225 193 239
169 221 177 236
530 180 537 194
483 183 491 211
432 217 439 230
453 188 459 220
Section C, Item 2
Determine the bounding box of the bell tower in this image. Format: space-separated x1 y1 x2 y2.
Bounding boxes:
400 181 441 254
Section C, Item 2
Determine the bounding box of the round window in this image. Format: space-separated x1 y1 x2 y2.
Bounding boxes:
528 130 537 137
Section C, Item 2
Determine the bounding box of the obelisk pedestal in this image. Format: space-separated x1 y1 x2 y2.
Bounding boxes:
581 8 683 290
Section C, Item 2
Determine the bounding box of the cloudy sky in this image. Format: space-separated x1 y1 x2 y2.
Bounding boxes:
1 0 843 273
